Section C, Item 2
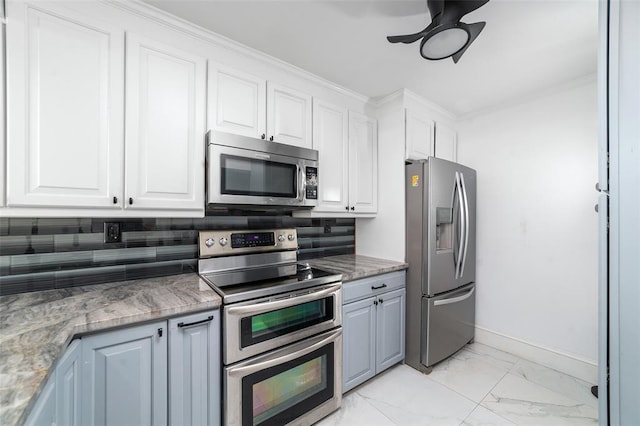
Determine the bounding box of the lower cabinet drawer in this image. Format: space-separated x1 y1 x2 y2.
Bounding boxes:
342 271 406 304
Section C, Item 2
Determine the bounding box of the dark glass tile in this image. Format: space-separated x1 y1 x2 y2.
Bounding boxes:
53 233 107 252
92 247 157 267
55 266 126 289
156 245 198 262
0 257 10 276
181 259 197 273
122 230 197 248
10 251 94 274
0 235 55 255
298 245 355 260
0 271 57 295
0 219 9 236
297 236 355 250
124 260 185 280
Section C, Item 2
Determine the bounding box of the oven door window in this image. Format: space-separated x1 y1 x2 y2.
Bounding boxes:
241 297 334 348
242 344 334 426
221 155 297 198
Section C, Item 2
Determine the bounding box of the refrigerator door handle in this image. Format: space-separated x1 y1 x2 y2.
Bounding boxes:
454 172 466 279
459 172 470 277
433 287 475 306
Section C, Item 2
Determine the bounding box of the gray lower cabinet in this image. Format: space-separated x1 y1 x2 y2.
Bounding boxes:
342 271 406 393
25 339 81 426
168 311 221 426
80 321 168 426
25 310 221 426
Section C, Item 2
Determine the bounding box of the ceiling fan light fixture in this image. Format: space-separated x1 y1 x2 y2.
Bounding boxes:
420 26 469 60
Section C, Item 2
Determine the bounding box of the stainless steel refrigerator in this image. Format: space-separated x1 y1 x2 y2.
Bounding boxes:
405 157 477 373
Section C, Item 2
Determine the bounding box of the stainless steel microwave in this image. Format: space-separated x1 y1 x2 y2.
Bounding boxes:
206 130 318 208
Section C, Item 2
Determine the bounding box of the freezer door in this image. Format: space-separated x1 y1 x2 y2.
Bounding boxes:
422 283 475 367
427 158 476 295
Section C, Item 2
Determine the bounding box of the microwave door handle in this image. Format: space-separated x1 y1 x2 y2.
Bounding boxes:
298 164 305 202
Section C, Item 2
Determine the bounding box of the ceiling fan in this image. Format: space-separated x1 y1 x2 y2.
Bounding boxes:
387 0 489 63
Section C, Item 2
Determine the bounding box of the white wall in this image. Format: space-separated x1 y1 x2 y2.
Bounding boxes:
457 79 599 378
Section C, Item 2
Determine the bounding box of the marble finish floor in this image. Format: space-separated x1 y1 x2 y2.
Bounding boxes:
318 343 598 426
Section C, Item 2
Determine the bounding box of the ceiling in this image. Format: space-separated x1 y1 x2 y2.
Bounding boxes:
143 0 599 117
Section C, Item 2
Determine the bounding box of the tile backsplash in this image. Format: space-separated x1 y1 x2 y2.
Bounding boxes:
0 215 355 296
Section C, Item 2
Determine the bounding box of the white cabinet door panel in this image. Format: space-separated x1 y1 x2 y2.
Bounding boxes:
376 289 405 373
349 112 377 214
56 339 81 426
435 123 457 162
342 297 376 393
6 2 124 207
267 83 312 148
208 65 266 138
405 109 434 160
313 100 348 213
125 33 206 211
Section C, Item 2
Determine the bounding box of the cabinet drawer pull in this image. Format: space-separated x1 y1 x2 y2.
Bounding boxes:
113 196 118 204
158 328 163 337
269 135 274 141
371 283 387 290
177 315 214 328
261 133 266 139
128 197 133 205
350 206 355 211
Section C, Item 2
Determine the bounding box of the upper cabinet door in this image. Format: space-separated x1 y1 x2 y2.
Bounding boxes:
405 108 434 160
348 112 378 214
0 21 5 207
266 82 312 148
208 64 266 138
6 1 124 208
124 33 206 212
434 122 457 163
313 99 349 213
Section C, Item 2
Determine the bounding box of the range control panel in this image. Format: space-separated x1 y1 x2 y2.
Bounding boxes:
199 228 298 258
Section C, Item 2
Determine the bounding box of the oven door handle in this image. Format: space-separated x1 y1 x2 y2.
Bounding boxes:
225 283 342 317
227 328 342 378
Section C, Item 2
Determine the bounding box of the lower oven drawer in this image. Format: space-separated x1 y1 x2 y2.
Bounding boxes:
224 328 342 426
223 283 342 364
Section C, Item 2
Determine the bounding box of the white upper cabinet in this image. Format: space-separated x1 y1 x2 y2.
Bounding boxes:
405 108 435 160
208 64 266 139
208 65 312 147
309 100 377 216
125 33 206 211
1 20 5 207
434 122 457 162
348 111 378 214
6 1 124 208
313 99 349 213
267 82 312 148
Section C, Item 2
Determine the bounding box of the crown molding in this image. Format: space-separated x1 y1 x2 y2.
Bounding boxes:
103 0 369 103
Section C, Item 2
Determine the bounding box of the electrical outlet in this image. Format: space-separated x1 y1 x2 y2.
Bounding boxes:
104 222 122 243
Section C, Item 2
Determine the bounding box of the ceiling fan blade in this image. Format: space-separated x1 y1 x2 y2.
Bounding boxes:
387 21 436 44
443 0 490 23
452 21 486 63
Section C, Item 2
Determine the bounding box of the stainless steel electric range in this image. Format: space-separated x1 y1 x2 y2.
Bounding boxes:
198 228 343 426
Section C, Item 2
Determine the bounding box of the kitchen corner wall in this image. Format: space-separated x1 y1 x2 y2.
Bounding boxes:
457 78 598 377
0 215 355 296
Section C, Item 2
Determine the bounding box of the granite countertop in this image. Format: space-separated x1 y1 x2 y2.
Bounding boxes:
0 274 222 426
306 254 408 281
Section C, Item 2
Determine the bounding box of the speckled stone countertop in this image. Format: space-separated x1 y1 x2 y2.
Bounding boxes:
306 254 407 281
0 274 221 426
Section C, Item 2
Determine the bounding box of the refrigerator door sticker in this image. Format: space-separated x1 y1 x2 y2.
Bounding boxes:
411 175 420 187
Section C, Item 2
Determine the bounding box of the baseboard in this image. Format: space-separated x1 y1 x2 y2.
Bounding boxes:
474 325 598 384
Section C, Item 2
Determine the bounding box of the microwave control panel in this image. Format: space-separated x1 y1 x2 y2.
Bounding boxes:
305 167 318 200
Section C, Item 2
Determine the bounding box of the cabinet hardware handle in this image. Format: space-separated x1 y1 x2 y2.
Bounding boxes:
350 206 355 211
177 315 214 328
345 206 349 211
379 298 384 304
371 283 387 290
157 328 163 337
129 197 133 205
374 300 378 306
269 136 274 141
261 133 266 139
113 196 118 204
